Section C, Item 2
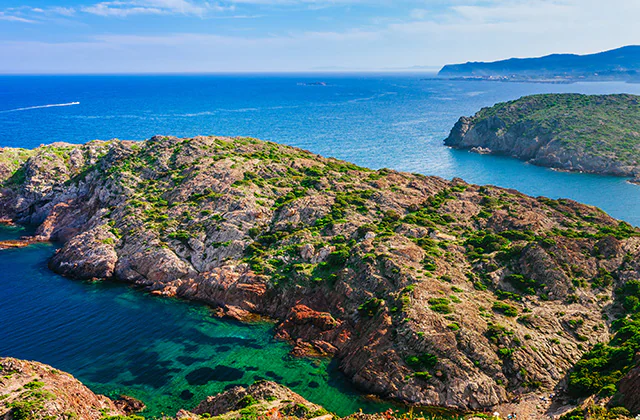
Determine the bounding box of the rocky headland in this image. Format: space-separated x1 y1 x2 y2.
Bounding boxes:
1 136 640 417
0 357 129 419
444 94 640 182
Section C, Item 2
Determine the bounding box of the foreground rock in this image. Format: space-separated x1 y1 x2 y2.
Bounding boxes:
1 136 640 413
617 362 640 414
0 357 125 419
445 93 640 179
190 381 327 418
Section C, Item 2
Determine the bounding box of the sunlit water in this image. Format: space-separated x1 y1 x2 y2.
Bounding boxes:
1 75 639 417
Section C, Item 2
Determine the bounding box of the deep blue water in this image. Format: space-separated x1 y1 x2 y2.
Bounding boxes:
1 74 639 225
1 75 640 417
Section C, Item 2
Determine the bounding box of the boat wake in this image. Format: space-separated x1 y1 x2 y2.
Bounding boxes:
0 102 80 114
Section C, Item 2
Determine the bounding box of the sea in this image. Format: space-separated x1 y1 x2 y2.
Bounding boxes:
0 74 639 417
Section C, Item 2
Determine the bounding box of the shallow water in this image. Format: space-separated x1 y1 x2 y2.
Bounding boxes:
0 226 398 418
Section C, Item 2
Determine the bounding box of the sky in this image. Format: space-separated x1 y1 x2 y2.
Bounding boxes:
0 0 639 73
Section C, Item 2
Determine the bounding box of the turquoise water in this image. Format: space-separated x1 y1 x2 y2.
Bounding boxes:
0 226 394 417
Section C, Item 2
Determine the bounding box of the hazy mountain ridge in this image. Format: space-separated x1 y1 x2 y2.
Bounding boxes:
439 46 640 82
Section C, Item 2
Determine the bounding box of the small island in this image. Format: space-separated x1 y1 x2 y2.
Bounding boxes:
445 93 640 182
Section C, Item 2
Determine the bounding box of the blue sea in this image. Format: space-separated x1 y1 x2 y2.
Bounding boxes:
1 74 639 417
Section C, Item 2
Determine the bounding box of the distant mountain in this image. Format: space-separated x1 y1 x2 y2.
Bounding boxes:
439 45 640 81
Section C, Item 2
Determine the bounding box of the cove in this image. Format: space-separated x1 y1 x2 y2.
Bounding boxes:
0 225 397 418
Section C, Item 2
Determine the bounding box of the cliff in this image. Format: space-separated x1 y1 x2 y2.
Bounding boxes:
1 136 640 415
444 94 640 180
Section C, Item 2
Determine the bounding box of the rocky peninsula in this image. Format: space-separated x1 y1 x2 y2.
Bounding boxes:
1 136 640 417
444 94 640 182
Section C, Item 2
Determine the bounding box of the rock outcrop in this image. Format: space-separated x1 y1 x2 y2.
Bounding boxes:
1 136 640 413
445 94 640 178
0 357 126 420
191 381 326 418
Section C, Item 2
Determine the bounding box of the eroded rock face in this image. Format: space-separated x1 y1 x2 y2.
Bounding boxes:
0 357 125 420
49 226 119 279
1 136 639 411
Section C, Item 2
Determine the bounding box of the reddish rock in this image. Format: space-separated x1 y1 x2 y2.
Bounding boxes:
617 361 640 413
0 357 124 419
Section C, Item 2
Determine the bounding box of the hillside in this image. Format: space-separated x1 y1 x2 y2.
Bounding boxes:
445 93 640 180
438 45 640 82
1 136 640 417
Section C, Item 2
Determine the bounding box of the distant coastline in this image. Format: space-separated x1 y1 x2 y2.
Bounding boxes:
437 45 640 83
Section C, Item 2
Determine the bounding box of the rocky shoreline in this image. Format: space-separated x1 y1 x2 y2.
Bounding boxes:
444 94 640 181
1 136 639 417
3 357 639 420
0 357 357 420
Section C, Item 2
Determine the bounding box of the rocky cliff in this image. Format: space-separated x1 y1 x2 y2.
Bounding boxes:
1 136 640 414
0 357 128 419
444 94 640 180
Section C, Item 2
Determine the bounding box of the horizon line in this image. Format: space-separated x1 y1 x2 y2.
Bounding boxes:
0 69 441 76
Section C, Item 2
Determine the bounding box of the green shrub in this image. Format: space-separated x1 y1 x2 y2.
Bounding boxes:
492 301 518 317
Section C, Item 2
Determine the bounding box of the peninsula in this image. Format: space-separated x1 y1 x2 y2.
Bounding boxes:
1 136 639 418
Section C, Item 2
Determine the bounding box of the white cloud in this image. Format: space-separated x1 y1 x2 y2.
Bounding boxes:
0 0 639 72
30 6 77 16
81 0 227 17
0 11 36 23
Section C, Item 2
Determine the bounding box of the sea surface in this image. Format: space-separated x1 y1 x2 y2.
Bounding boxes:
1 74 640 417
1 74 639 225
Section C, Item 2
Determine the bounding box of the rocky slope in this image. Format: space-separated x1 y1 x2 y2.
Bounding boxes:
1 136 640 415
444 94 640 180
0 357 128 419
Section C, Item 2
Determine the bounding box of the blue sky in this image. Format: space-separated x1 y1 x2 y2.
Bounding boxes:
0 0 638 73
